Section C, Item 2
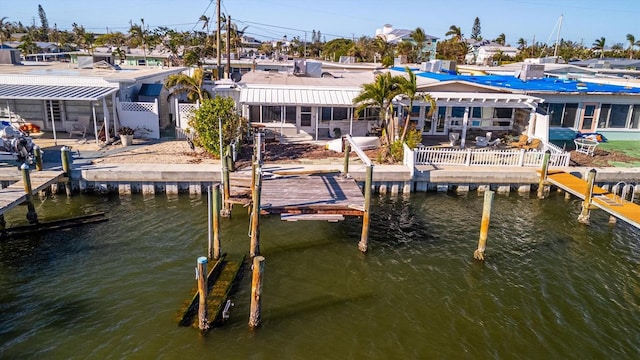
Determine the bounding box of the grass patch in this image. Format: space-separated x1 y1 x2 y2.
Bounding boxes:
599 141 640 158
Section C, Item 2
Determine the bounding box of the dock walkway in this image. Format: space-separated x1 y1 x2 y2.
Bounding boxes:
543 170 640 228
0 170 65 216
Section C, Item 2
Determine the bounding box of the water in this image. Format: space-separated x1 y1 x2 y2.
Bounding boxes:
1 191 639 359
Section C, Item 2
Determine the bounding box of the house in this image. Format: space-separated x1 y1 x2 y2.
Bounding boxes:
375 24 438 61
465 42 519 65
0 50 185 141
394 64 640 143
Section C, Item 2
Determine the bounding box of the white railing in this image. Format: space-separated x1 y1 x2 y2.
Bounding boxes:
414 147 570 167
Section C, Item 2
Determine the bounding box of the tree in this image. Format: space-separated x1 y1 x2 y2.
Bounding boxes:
446 25 462 42
471 17 481 41
38 4 48 41
190 96 248 156
626 33 639 59
164 68 211 103
593 37 606 59
129 19 148 64
411 27 427 62
353 72 402 145
495 33 506 46
0 17 11 46
397 67 435 143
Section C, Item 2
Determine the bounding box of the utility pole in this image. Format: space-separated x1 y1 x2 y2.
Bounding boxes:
226 16 231 79
216 0 222 80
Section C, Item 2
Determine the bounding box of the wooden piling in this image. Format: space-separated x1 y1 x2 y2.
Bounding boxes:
196 256 209 331
577 169 597 225
358 165 373 253
343 139 351 177
34 145 42 171
213 184 221 260
20 164 38 224
537 150 551 199
250 164 262 257
221 160 231 217
248 255 265 329
60 146 72 196
474 190 494 261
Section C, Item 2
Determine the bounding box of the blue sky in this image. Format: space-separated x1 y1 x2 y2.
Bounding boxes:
2 0 639 47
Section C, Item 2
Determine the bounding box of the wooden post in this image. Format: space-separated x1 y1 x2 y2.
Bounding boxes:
221 161 231 217
20 163 38 224
343 139 351 177
578 169 597 225
226 145 235 172
60 146 72 196
537 150 551 199
34 145 42 171
358 165 373 253
213 184 221 260
196 256 209 331
474 190 494 261
250 163 262 257
248 255 265 329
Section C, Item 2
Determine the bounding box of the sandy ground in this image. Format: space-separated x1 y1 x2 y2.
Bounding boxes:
92 139 219 165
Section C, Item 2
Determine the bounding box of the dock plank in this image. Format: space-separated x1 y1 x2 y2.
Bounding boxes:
0 170 64 216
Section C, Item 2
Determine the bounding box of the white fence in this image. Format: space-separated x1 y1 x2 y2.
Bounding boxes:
116 99 160 139
412 147 570 167
176 101 199 139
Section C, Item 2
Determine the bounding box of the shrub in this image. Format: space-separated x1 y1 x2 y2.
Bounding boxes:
189 96 248 157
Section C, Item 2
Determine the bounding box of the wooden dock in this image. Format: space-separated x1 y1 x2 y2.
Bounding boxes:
542 170 640 228
0 170 65 216
260 174 365 221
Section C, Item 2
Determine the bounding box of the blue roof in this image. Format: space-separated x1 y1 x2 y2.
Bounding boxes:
392 67 640 94
138 83 163 97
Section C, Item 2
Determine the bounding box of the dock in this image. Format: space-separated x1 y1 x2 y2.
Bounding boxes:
543 170 640 228
0 170 65 216
260 174 365 221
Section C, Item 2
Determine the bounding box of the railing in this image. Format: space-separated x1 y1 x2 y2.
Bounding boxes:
414 147 570 167
116 99 160 139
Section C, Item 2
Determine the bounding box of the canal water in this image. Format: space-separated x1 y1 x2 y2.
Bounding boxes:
1 191 639 358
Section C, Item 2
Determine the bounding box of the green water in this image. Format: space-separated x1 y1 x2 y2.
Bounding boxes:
1 192 639 359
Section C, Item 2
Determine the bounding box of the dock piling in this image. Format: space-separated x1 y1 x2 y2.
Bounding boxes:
20 163 38 224
250 163 262 257
474 190 494 261
358 165 373 253
34 145 42 171
207 185 222 260
343 138 351 177
577 169 597 225
60 146 72 196
196 256 209 331
537 150 551 199
249 255 265 329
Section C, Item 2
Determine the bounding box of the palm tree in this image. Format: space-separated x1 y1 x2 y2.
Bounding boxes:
593 37 606 59
0 17 10 47
411 27 427 62
397 67 436 143
353 72 401 145
446 25 462 42
164 68 211 103
626 33 637 59
495 33 506 46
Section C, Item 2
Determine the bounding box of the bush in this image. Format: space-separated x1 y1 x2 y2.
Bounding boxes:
189 96 248 157
390 129 422 162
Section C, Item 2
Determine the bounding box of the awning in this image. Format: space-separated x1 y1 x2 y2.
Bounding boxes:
0 84 118 101
240 87 361 106
412 91 543 109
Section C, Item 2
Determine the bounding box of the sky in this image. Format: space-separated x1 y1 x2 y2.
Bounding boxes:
2 0 639 47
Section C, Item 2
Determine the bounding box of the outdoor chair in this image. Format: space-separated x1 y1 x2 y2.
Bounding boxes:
67 116 90 138
510 134 529 148
522 138 541 150
475 132 493 147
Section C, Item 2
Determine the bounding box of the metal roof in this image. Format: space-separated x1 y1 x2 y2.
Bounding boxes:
240 87 361 106
0 84 118 101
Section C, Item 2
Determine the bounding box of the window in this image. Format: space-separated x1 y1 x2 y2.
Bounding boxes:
547 103 565 126
333 107 348 120
263 106 281 122
598 104 611 127
285 106 296 124
300 106 312 127
631 105 640 129
248 105 260 122
610 104 629 128
563 103 578 128
494 108 513 119
321 107 332 122
451 107 465 117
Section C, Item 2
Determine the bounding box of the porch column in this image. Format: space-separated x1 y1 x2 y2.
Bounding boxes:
527 110 535 138
92 102 99 144
315 107 319 141
460 106 469 148
49 100 58 146
102 97 111 143
349 108 353 135
112 93 119 135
